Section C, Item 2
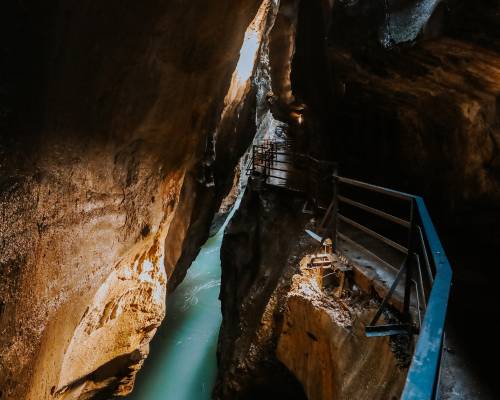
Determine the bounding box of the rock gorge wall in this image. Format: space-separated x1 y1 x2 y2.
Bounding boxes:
290 0 500 211
216 187 311 400
0 1 267 399
268 0 300 106
328 39 500 211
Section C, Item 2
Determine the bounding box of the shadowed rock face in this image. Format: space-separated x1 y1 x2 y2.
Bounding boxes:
329 38 500 206
0 1 263 399
216 188 311 400
302 1 500 211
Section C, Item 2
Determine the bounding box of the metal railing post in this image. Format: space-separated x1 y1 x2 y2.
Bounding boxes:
265 144 270 180
332 167 339 252
403 199 416 324
252 145 255 175
403 200 415 323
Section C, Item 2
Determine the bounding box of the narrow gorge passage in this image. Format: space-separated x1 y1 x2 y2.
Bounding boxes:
2 1 499 400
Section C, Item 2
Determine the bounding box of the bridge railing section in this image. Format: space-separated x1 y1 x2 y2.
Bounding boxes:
248 140 336 206
332 176 452 400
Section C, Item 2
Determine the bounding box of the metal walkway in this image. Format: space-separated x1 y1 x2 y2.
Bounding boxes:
247 139 336 209
248 139 452 400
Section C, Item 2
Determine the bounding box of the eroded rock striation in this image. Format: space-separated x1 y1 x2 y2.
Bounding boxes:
216 187 311 400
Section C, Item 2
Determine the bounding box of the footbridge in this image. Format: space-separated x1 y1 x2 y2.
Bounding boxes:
248 139 452 400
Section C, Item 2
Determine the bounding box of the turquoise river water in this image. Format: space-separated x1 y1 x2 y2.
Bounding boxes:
128 206 238 400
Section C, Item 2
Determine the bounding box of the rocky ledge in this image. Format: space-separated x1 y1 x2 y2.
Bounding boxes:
216 182 407 399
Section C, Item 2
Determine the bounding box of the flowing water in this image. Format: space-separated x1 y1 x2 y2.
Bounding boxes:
128 203 240 400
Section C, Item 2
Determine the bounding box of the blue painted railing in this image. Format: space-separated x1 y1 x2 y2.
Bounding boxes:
401 196 452 399
333 177 452 399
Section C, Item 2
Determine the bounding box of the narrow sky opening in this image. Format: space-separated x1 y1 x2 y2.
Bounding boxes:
234 30 260 85
222 0 270 107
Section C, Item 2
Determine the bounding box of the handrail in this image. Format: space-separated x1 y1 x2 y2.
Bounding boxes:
338 231 400 273
337 176 414 201
249 142 336 200
338 195 411 228
335 176 452 400
417 225 434 284
401 197 452 400
338 213 409 254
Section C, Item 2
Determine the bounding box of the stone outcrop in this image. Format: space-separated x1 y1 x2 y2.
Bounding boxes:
0 1 266 398
216 187 310 399
277 257 406 400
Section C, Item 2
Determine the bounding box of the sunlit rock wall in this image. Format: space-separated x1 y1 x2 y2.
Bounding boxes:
0 1 264 399
268 0 300 105
277 259 406 400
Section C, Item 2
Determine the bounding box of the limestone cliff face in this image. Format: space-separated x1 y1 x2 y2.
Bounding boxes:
0 1 264 399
